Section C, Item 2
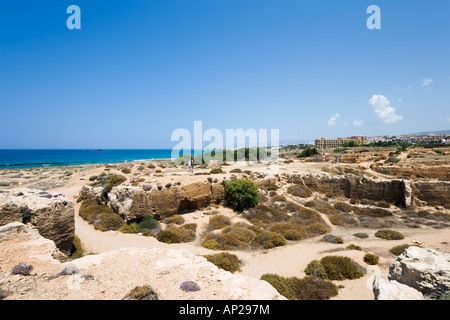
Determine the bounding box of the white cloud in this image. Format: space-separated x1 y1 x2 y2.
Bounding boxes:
447 117 450 123
353 120 363 126
369 94 403 123
328 113 340 126
421 78 433 87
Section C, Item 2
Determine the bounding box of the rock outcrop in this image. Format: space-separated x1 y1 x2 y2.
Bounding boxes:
81 181 226 221
289 173 408 206
372 274 424 300
0 188 75 255
389 247 450 299
411 181 450 209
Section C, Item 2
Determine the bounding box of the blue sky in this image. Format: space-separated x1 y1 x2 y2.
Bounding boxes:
0 0 449 148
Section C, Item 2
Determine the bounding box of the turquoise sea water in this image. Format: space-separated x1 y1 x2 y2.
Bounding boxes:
0 149 199 169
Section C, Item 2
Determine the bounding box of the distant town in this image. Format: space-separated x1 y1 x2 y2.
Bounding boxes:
281 130 450 151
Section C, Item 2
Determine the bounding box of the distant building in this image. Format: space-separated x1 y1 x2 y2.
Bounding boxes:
422 134 449 142
315 136 367 149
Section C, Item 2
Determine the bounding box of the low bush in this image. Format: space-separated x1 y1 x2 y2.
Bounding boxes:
389 244 412 256
162 214 184 224
260 273 338 300
251 232 286 249
375 229 405 240
123 285 159 300
304 260 327 279
156 230 181 244
203 252 243 273
322 234 343 244
353 232 369 239
79 200 123 231
202 239 221 250
363 253 379 265
245 205 289 224
79 201 114 223
207 214 231 231
70 235 84 259
269 222 307 240
210 168 225 174
260 274 296 300
308 256 365 281
346 244 362 251
11 262 33 276
287 185 313 198
224 179 259 212
94 211 124 231
166 223 197 242
354 207 392 218
180 281 200 292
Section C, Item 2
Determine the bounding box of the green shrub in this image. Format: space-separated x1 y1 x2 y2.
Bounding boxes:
224 179 259 212
375 229 405 240
123 285 158 300
269 222 307 240
389 244 412 256
304 260 327 279
119 222 140 234
319 256 365 280
355 207 392 217
156 230 181 244
79 201 114 223
363 253 379 265
70 235 84 259
245 205 289 224
79 201 123 231
203 252 243 273
94 212 124 231
137 216 160 231
202 239 221 250
305 223 329 237
260 274 296 300
290 276 338 300
121 168 131 174
210 168 225 174
162 214 185 225
287 185 313 198
353 233 369 239
260 274 338 300
333 202 353 212
166 224 196 242
207 214 232 231
251 232 286 249
346 244 362 251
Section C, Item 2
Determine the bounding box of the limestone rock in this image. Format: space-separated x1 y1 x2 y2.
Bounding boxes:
107 181 226 221
389 246 450 299
0 222 285 300
0 188 75 255
373 274 424 300
412 181 450 209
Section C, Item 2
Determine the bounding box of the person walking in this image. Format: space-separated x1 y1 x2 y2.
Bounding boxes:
335 154 339 164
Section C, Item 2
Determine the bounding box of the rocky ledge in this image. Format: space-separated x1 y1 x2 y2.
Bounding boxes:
0 222 285 300
0 188 75 255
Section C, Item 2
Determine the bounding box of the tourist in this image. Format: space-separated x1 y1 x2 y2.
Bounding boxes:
335 154 339 163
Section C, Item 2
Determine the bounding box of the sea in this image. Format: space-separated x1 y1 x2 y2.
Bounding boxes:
0 149 201 169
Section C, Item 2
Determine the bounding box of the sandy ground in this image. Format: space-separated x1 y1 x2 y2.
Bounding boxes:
1 150 449 300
